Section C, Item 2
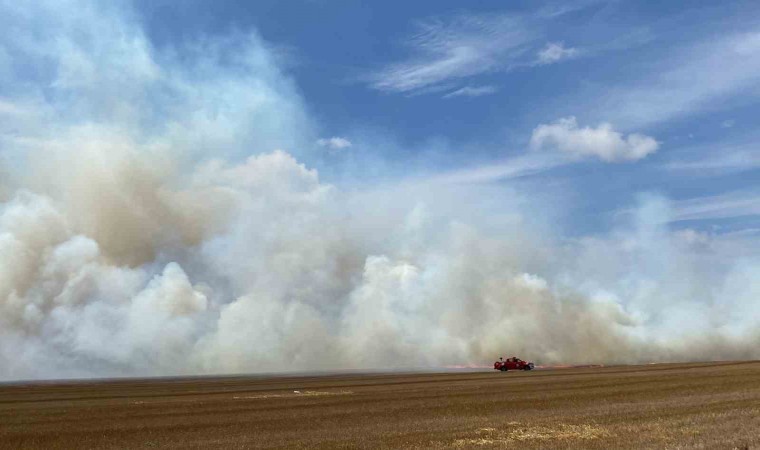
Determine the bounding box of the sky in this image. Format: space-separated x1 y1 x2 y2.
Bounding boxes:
0 0 759 380
130 0 760 235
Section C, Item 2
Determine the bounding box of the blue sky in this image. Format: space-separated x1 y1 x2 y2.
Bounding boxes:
126 0 760 235
0 0 757 238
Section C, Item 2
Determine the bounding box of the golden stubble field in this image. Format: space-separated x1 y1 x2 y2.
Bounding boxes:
0 361 758 449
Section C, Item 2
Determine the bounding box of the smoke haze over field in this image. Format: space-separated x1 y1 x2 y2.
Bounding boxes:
0 1 759 381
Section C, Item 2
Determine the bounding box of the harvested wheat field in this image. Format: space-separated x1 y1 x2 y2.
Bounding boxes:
1 361 758 449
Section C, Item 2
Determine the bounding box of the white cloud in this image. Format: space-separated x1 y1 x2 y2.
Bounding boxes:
442 85 498 99
536 42 579 64
317 136 352 152
367 14 536 94
530 117 659 162
721 119 735 128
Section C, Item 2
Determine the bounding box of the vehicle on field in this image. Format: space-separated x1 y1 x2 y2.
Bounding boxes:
494 356 534 372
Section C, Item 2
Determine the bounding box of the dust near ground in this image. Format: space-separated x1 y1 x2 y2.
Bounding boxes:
1 361 758 449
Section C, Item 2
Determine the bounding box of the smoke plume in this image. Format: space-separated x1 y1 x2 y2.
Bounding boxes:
0 1 758 380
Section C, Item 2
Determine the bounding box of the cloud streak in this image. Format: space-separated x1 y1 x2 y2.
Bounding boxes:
363 4 635 96
589 31 760 129
429 152 568 184
662 142 760 176
672 190 760 222
442 85 499 99
366 13 536 94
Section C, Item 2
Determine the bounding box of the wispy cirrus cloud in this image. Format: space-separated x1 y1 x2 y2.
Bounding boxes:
363 5 644 97
442 85 498 99
535 0 611 19
586 31 760 129
429 152 568 185
662 143 760 176
672 190 760 222
366 13 539 95
616 190 760 228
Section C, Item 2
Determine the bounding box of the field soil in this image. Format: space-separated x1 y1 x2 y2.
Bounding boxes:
1 361 758 449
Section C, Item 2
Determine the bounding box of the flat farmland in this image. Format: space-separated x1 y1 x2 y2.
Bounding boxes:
1 361 758 449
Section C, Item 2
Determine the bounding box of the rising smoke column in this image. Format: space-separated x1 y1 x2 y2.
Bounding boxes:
0 0 759 381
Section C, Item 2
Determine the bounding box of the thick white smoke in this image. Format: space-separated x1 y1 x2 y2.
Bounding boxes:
0 1 758 380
